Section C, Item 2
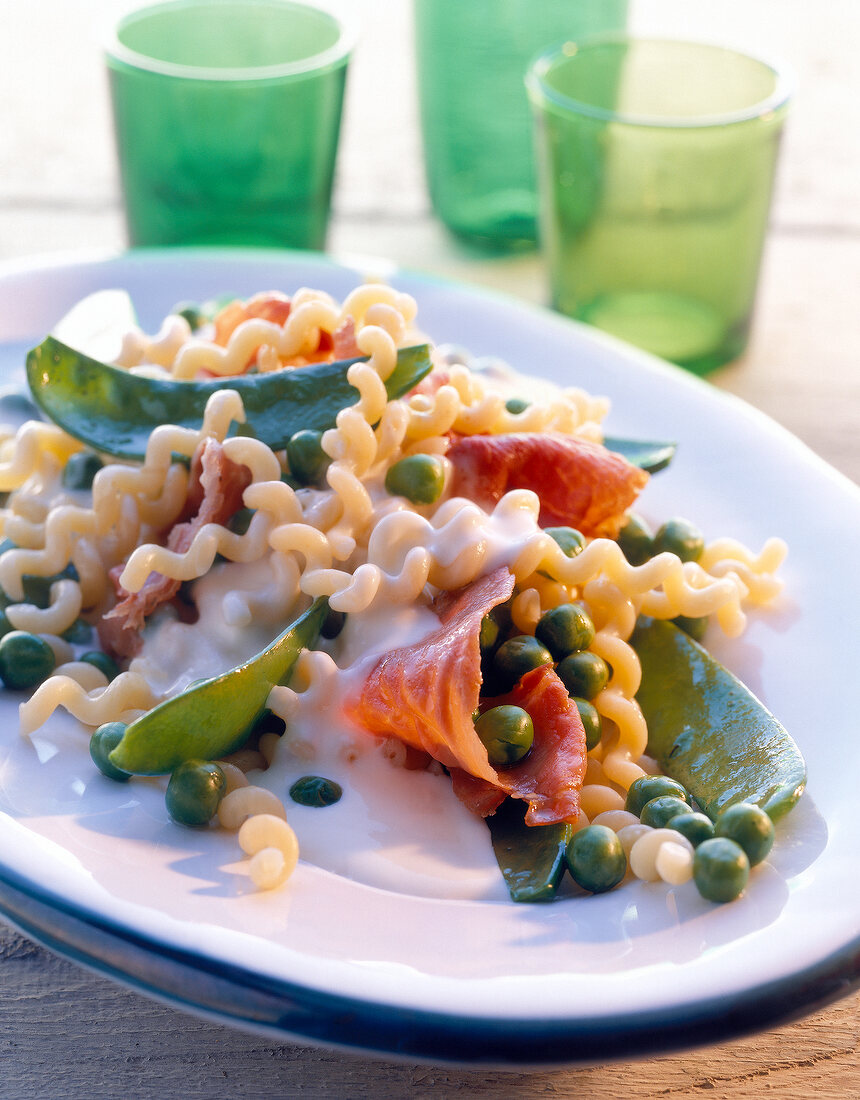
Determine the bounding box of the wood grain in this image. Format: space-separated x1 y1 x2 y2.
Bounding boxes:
0 922 857 1100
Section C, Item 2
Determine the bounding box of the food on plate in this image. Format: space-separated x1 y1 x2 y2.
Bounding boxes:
0 282 803 902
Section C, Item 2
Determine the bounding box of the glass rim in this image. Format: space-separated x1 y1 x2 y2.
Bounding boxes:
103 0 356 83
526 34 793 129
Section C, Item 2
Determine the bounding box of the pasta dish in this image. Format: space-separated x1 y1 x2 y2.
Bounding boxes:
2 283 801 906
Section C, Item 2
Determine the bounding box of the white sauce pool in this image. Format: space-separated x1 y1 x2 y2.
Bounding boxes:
134 558 510 902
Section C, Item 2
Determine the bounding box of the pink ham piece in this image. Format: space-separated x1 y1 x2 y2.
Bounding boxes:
345 567 588 826
450 664 587 825
210 294 361 372
98 438 252 659
445 432 648 538
345 568 515 784
331 316 361 360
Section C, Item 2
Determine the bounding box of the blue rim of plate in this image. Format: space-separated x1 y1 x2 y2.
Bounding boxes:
0 247 858 1065
0 859 857 1065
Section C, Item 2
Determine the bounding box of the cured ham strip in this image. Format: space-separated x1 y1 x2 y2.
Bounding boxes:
346 567 587 826
345 567 516 784
408 367 450 398
450 665 587 826
446 432 648 538
213 292 292 347
331 316 361 360
212 294 360 372
98 438 252 658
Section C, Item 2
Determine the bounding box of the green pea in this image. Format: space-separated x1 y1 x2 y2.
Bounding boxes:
286 429 330 487
505 397 530 414
89 722 131 782
228 507 254 536
479 605 511 690
17 563 78 610
321 607 346 639
535 603 595 660
491 635 553 694
0 392 43 426
484 600 513 643
667 811 715 848
479 614 501 656
62 617 94 645
172 302 207 330
475 705 534 766
62 451 104 491
617 513 654 565
544 526 586 559
0 631 55 690
251 709 286 738
693 837 750 903
0 609 13 641
384 454 446 505
640 795 692 829
556 651 609 701
672 614 709 641
715 802 775 867
653 517 705 562
573 697 602 752
289 775 343 807
165 760 227 827
80 651 120 682
565 825 627 893
625 774 690 817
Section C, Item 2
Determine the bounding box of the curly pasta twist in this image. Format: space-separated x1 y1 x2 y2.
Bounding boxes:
0 423 81 493
19 671 160 736
237 813 300 890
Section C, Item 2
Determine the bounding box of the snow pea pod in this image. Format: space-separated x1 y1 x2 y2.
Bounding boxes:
108 598 327 776
25 339 432 461
630 617 806 821
487 797 573 902
602 435 676 474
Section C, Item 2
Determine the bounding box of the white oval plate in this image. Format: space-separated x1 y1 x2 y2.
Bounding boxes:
0 248 857 1066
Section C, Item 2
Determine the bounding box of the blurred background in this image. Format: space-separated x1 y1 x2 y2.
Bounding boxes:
2 1 856 262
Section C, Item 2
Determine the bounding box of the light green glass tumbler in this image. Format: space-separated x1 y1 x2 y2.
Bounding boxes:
527 38 791 373
105 0 353 249
414 0 628 251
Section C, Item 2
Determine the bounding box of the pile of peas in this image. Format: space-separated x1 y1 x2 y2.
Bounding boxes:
472 513 710 771
568 777 775 903
473 517 774 904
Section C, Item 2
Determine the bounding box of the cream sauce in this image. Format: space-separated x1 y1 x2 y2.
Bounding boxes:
135 556 509 901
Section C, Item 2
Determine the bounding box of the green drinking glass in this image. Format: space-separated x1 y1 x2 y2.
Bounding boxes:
105 0 353 249
413 0 628 251
527 38 791 373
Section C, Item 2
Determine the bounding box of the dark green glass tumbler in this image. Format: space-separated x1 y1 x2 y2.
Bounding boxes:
414 0 628 251
105 0 353 249
527 38 791 373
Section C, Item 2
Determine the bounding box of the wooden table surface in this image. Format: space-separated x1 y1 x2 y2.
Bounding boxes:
0 1 858 1096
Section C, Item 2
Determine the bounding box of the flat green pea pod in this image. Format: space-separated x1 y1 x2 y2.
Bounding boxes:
602 436 676 475
109 598 327 775
631 617 806 822
487 798 573 903
26 338 433 461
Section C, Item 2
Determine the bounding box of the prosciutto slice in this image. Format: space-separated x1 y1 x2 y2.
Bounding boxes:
211 294 360 371
450 665 587 825
98 438 251 658
345 567 588 825
446 432 648 538
346 568 515 784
